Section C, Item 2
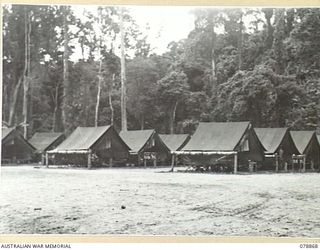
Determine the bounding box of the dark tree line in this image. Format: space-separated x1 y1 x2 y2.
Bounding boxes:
2 6 320 138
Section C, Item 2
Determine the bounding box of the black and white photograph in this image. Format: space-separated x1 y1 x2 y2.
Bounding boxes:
1 3 320 238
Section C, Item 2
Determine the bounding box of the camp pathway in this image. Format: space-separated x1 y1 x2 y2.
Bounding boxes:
0 166 320 237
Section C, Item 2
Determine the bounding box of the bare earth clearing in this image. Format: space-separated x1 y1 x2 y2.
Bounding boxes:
0 166 320 237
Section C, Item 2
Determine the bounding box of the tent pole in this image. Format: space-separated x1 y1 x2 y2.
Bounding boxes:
41 153 45 165
234 153 238 174
45 152 49 168
170 154 175 172
292 156 295 172
88 150 92 169
284 162 288 172
302 155 306 173
275 154 279 172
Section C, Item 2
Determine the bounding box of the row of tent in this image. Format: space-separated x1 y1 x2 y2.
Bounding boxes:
1 121 320 173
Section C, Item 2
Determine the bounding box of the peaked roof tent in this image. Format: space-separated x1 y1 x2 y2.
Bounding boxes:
29 132 64 152
119 129 156 153
49 125 130 153
2 127 36 149
181 121 254 152
254 128 289 154
2 127 15 140
159 134 190 151
290 131 317 154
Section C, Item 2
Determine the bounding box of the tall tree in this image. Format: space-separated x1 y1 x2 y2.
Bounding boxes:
157 71 189 134
22 7 32 138
60 6 70 133
120 7 127 131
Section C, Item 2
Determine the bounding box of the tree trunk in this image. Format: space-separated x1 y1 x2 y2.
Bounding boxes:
262 8 274 49
170 100 178 134
8 76 23 126
109 74 115 125
61 6 69 132
238 11 244 71
22 9 31 139
210 19 216 85
120 8 127 131
140 114 144 130
95 60 102 127
52 84 60 132
95 9 103 127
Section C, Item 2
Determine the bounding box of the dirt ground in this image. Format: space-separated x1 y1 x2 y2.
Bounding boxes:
0 166 320 237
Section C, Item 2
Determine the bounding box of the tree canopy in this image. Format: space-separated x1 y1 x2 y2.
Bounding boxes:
2 5 320 137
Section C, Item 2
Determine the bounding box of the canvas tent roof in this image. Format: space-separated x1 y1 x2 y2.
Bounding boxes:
29 132 64 152
290 131 316 154
2 127 15 140
119 129 155 153
159 134 190 151
50 126 112 152
254 128 288 154
2 127 36 150
182 121 251 151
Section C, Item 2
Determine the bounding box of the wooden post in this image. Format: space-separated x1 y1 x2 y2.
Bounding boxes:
41 153 45 165
109 157 113 168
284 162 288 172
275 154 279 172
137 154 141 167
311 160 314 171
170 154 175 172
292 155 295 172
234 153 238 174
302 155 306 173
45 152 49 168
87 150 92 169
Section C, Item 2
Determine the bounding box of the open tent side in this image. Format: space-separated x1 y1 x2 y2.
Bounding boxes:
255 128 300 171
178 121 265 173
47 126 130 168
290 131 320 171
120 130 170 166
